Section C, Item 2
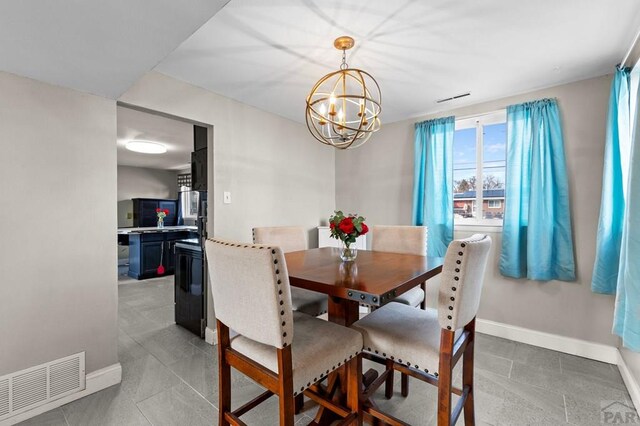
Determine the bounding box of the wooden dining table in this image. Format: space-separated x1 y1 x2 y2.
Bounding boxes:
284 247 445 425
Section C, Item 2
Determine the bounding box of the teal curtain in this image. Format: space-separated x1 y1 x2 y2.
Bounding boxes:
499 99 576 281
592 68 631 294
412 116 455 257
614 67 640 350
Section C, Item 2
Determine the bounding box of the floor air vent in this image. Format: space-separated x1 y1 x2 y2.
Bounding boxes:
0 352 85 421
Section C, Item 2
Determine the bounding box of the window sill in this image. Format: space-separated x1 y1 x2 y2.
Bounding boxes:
454 223 503 233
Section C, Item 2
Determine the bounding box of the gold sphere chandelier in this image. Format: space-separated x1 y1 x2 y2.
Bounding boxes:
305 36 381 149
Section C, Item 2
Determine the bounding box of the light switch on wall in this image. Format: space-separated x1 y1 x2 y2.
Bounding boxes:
223 191 231 204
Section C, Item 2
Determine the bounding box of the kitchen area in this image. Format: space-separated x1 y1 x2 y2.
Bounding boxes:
116 105 210 338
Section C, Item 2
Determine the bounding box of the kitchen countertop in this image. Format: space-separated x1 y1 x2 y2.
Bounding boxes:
117 226 197 235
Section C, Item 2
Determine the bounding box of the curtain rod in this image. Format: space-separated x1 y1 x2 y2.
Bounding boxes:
621 27 640 68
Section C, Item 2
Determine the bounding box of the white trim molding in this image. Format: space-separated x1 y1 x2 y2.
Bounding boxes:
1 363 122 426
477 318 640 414
617 351 640 413
205 326 216 346
476 318 618 363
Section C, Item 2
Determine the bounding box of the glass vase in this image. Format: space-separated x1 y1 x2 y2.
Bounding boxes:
339 241 357 262
157 219 164 229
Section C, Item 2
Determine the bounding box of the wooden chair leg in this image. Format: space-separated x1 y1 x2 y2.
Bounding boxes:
277 346 295 426
347 356 363 425
420 282 427 310
463 318 476 426
437 329 455 426
401 373 409 397
384 359 395 399
216 321 231 426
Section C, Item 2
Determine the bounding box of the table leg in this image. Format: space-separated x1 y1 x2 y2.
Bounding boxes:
312 297 359 425
328 296 360 326
314 298 390 425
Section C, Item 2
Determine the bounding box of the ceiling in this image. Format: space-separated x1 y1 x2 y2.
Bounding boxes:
0 0 229 98
155 0 640 123
117 106 193 170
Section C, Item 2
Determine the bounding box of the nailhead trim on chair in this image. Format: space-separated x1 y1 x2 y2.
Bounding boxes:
268 247 291 346
361 348 439 378
292 349 362 396
444 240 467 331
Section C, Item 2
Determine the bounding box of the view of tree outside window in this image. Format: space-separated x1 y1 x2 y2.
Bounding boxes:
453 113 507 225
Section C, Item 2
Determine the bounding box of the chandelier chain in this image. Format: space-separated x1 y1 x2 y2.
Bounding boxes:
340 49 348 70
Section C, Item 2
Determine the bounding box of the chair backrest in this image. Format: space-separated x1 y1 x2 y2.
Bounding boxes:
205 238 294 348
253 226 307 253
438 234 491 330
372 225 428 256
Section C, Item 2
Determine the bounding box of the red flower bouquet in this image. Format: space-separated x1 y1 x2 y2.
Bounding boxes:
328 211 368 261
156 208 170 228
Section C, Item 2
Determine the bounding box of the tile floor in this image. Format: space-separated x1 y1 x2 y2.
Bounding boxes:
20 275 635 426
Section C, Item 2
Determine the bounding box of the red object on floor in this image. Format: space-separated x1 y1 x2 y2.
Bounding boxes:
157 265 165 275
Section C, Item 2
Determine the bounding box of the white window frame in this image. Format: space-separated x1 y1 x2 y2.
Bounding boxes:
487 200 502 209
454 109 507 231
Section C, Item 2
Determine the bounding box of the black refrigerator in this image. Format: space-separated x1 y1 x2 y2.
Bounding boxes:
174 239 205 337
175 124 209 337
174 194 207 337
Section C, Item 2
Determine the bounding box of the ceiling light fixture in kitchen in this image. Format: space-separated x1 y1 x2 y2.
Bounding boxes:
125 140 167 154
305 36 381 149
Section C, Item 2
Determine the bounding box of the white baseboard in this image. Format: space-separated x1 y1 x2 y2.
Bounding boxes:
617 351 640 412
477 318 640 414
476 318 618 364
1 363 122 426
205 326 216 345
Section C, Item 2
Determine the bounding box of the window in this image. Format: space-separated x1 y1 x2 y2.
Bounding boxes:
453 110 507 226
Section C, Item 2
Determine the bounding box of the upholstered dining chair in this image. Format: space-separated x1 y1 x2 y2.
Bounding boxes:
371 225 428 397
206 239 363 426
253 226 328 318
352 234 491 426
371 225 428 309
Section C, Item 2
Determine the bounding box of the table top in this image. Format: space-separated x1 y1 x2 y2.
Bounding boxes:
285 247 444 307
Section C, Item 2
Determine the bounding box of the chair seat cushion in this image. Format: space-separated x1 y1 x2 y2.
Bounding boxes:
230 312 363 396
391 286 424 307
351 303 460 376
291 287 328 317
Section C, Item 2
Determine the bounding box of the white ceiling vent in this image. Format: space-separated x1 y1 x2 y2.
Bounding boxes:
0 352 85 422
436 92 471 104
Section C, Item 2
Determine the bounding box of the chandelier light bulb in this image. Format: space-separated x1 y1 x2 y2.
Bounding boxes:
318 103 327 125
329 94 337 116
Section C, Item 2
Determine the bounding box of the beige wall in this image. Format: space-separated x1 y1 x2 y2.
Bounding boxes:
336 75 618 345
0 71 118 375
119 71 336 325
117 165 178 202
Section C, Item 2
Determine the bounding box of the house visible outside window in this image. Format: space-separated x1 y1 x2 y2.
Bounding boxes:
453 110 507 226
